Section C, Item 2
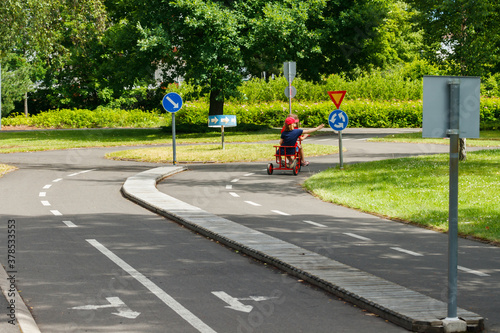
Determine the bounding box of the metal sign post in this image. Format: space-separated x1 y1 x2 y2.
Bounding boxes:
283 62 296 115
328 109 348 169
162 92 183 165
208 115 237 150
422 76 480 331
447 79 460 320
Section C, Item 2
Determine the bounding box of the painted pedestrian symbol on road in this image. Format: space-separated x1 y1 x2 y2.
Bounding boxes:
328 109 349 131
70 297 140 319
162 92 183 113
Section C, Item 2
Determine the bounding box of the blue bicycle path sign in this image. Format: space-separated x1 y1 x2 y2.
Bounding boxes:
328 109 348 131
162 92 183 113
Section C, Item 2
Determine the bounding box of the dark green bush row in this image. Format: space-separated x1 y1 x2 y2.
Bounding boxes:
4 98 499 130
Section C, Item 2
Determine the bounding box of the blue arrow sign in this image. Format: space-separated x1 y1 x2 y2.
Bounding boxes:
328 109 348 131
162 93 183 113
208 115 237 127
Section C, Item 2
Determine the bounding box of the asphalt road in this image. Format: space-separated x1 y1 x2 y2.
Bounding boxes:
0 144 408 332
157 131 500 332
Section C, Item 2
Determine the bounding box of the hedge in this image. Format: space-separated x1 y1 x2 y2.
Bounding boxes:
3 98 499 130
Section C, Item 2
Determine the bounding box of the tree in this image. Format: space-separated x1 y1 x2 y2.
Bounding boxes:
409 0 500 160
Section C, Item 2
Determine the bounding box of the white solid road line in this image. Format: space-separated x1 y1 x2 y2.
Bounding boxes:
86 239 217 333
303 220 327 228
343 233 372 241
458 265 490 277
390 247 423 257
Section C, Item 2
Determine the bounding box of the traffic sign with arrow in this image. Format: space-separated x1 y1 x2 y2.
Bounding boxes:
162 92 183 113
328 109 349 131
208 115 237 127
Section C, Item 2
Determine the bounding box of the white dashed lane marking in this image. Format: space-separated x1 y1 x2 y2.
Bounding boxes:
390 247 423 257
41 201 51 206
62 221 78 228
244 201 261 207
344 233 372 241
303 221 327 228
50 210 63 216
458 265 490 277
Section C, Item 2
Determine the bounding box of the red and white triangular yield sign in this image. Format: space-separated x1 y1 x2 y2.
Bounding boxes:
327 91 346 109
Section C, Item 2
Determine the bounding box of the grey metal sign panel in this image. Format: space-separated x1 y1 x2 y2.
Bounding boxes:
423 76 480 138
283 62 296 84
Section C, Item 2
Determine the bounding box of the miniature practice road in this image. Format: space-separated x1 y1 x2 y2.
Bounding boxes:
0 144 407 332
157 131 500 333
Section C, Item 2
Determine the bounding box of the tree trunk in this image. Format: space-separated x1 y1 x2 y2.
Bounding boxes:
459 138 467 161
209 89 224 116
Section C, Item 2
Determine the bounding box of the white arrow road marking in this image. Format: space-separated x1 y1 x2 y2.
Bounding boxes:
212 291 253 313
87 239 217 333
167 96 179 109
71 297 140 319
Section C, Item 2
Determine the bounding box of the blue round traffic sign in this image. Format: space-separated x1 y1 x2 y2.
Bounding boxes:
328 109 348 131
162 92 183 113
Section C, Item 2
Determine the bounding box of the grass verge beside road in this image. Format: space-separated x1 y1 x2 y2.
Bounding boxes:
368 130 500 147
304 149 500 244
0 128 282 153
106 143 338 163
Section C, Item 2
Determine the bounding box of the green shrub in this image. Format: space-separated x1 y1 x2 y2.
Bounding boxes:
3 97 499 130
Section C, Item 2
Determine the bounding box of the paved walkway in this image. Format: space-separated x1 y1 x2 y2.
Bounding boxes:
121 166 484 333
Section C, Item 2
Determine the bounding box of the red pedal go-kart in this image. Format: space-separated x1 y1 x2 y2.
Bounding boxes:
267 145 301 175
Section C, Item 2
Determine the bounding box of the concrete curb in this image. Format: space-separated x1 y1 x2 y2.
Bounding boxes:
0 263 41 333
122 166 484 333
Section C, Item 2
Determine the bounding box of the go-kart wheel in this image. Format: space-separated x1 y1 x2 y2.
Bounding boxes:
267 163 274 175
292 160 300 175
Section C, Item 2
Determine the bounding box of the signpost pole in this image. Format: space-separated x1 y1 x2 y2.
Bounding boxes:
288 63 292 115
172 113 177 165
338 130 344 169
221 125 225 150
447 79 460 320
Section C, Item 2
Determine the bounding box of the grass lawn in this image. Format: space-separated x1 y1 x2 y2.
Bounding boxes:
106 143 338 163
368 130 500 147
304 149 500 243
0 128 282 153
